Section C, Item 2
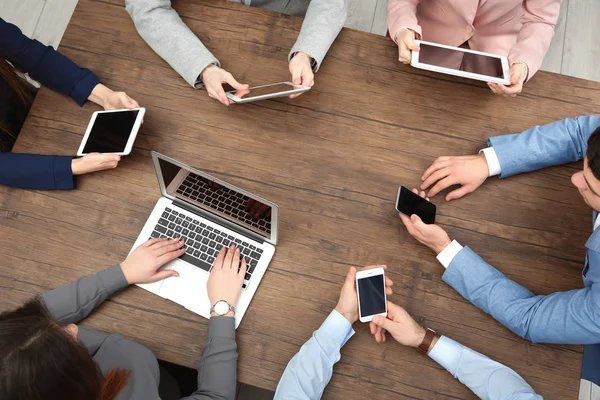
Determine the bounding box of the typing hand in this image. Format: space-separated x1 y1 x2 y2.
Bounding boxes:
334 265 393 324
289 52 314 98
399 189 451 254
71 153 121 175
395 28 419 64
421 154 489 201
201 65 249 106
369 301 427 348
120 238 185 284
487 63 527 97
207 245 247 313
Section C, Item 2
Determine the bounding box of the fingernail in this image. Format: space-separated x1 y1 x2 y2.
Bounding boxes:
174 272 180 277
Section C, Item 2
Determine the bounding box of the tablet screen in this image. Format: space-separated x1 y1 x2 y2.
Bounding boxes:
419 43 504 78
83 110 140 153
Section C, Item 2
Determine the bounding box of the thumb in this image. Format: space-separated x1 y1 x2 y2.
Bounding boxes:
511 67 524 86
224 74 247 90
153 270 179 281
292 69 302 86
410 214 425 230
372 315 392 331
344 266 357 287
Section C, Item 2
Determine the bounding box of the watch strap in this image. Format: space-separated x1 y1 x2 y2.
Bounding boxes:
418 328 436 354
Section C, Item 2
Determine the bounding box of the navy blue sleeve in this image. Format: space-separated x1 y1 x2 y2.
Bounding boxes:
0 17 100 106
0 153 75 190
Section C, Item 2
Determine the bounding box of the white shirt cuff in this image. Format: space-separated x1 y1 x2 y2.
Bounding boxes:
436 240 463 269
428 336 463 374
322 310 355 348
479 147 502 177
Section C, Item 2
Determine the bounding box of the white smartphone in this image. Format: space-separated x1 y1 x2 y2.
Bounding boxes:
356 267 388 323
411 40 511 85
77 108 145 156
226 82 311 104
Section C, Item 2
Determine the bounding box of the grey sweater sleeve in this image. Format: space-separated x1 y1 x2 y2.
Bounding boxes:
42 265 129 325
288 0 347 71
125 0 219 88
181 317 238 400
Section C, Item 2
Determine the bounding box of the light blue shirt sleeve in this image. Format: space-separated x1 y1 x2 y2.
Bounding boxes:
274 310 355 400
429 336 542 400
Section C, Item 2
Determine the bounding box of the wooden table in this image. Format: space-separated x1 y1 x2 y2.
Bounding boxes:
3 0 600 398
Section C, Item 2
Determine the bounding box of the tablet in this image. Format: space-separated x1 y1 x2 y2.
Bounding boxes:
411 41 511 85
77 108 145 156
226 82 310 103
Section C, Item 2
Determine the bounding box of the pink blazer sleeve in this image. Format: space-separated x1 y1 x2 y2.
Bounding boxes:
387 0 423 42
508 0 562 80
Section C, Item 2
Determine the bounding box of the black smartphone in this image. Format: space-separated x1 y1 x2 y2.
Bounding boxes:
395 186 436 224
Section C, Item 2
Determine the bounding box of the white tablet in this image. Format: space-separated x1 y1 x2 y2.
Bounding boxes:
411 40 511 85
226 82 310 103
77 108 145 156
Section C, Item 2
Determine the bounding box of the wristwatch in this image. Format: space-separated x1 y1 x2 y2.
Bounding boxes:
210 300 235 316
417 327 437 354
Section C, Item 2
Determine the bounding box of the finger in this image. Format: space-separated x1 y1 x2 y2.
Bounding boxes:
422 159 451 182
149 238 180 250
152 269 180 281
223 73 247 90
399 212 412 228
386 301 401 319
412 188 418 194
154 240 185 256
238 257 247 283
143 238 162 247
127 95 140 109
371 315 392 331
370 321 376 334
421 167 451 192
385 276 393 288
409 214 427 233
223 245 235 269
419 191 426 199
156 246 186 266
213 247 227 270
399 47 411 64
215 86 230 106
231 245 240 270
344 266 357 288
428 176 455 198
291 67 302 86
302 70 315 87
446 185 472 201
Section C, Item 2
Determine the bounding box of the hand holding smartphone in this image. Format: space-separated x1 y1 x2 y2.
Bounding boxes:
396 186 436 224
356 267 387 322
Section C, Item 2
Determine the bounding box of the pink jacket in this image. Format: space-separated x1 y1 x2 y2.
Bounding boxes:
387 0 562 79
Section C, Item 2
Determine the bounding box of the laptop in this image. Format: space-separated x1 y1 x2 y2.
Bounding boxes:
129 152 279 328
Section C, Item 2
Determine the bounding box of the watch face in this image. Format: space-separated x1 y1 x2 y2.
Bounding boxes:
214 301 229 315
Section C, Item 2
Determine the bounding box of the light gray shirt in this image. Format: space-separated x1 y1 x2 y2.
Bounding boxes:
125 0 347 87
42 265 237 400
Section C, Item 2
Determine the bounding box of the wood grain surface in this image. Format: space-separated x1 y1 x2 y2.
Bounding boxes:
3 0 600 398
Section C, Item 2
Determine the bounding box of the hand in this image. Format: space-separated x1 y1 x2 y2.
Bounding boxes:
207 245 247 314
395 28 419 64
71 153 121 175
421 153 489 200
369 301 427 348
487 63 527 97
289 52 314 98
88 83 140 110
120 238 185 284
201 65 249 106
334 265 393 324
399 190 451 254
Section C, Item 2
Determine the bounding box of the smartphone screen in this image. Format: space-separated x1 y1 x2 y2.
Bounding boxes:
396 186 436 224
83 110 140 153
418 43 504 78
357 274 386 318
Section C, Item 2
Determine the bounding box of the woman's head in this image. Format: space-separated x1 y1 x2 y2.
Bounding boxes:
0 297 128 400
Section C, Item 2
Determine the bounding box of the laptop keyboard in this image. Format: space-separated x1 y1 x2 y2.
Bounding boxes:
175 173 272 233
149 207 263 289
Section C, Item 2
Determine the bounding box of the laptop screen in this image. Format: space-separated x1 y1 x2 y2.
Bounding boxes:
156 156 273 240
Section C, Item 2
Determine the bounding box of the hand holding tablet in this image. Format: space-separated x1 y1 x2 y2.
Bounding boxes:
226 82 311 104
77 108 145 156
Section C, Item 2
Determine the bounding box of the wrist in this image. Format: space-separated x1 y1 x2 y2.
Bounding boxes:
88 83 111 107
211 311 234 318
334 305 357 324
411 326 427 348
119 263 134 285
201 64 218 80
432 238 452 255
294 52 311 62
71 158 82 175
428 335 439 354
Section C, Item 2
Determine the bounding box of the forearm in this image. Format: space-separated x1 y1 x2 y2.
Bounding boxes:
42 265 128 325
386 0 422 42
288 0 347 72
274 310 354 400
0 153 75 190
488 116 600 178
125 0 219 88
182 317 237 400
429 336 541 399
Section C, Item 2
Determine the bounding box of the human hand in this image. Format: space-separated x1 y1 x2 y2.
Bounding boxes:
89 83 140 111
369 301 426 348
207 245 247 312
334 265 393 324
120 238 185 284
487 63 527 97
395 28 419 64
289 52 314 98
71 153 122 175
399 190 451 254
420 153 489 200
201 65 249 106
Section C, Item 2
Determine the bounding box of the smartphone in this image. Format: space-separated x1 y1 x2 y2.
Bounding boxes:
77 108 145 156
396 186 436 224
356 267 387 323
